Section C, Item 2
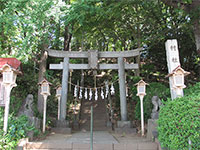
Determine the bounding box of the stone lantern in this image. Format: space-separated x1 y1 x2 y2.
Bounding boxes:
39 79 51 96
39 78 51 133
56 85 62 120
135 80 148 136
1 64 19 87
167 66 190 97
0 64 21 134
56 86 62 97
136 80 148 97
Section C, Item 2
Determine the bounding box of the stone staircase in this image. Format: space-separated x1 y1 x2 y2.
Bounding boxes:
79 98 111 131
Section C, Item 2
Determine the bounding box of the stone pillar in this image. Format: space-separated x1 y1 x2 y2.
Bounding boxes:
165 39 182 99
60 57 69 121
118 57 127 121
53 57 71 132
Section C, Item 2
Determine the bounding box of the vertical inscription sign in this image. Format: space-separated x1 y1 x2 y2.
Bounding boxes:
166 39 180 73
165 39 182 99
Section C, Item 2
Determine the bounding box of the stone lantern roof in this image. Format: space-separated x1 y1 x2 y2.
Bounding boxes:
134 80 149 86
38 78 52 86
166 66 190 77
0 58 22 71
0 58 22 76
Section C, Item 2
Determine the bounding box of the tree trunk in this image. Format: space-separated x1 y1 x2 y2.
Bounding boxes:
81 35 84 87
194 19 200 54
64 26 72 51
37 46 48 114
135 23 141 76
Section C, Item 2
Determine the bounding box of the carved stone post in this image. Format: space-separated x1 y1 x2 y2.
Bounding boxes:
165 39 182 99
118 57 127 121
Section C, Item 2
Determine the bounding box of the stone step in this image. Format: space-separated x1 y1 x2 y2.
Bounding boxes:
81 122 106 125
51 128 72 134
80 125 109 128
25 142 158 150
80 125 108 129
80 114 107 118
81 123 107 126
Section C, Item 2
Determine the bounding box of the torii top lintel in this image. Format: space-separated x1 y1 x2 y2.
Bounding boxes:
47 48 141 70
46 48 142 58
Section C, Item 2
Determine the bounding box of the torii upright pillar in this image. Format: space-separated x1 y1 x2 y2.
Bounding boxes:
58 57 70 128
118 57 127 121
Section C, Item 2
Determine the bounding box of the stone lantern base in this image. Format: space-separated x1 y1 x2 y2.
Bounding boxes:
51 120 71 134
115 121 136 134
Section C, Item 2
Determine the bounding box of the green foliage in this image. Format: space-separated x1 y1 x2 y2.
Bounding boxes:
184 82 200 96
0 0 57 62
158 83 200 149
0 109 38 149
132 82 170 121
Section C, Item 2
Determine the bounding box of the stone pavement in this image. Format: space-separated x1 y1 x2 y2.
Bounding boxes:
22 131 158 150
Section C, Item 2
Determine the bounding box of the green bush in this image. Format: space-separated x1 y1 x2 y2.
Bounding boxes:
158 94 200 149
184 82 200 96
0 109 37 150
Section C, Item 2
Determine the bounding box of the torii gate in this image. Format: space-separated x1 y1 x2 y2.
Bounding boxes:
47 48 141 124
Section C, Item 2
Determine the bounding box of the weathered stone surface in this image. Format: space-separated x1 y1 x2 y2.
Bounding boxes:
151 96 161 120
26 142 72 149
147 119 158 140
53 120 71 134
56 120 70 128
117 121 132 128
18 94 34 118
72 143 90 149
115 127 137 134
72 120 80 130
93 143 113 150
51 127 72 134
115 121 136 134
126 143 138 150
